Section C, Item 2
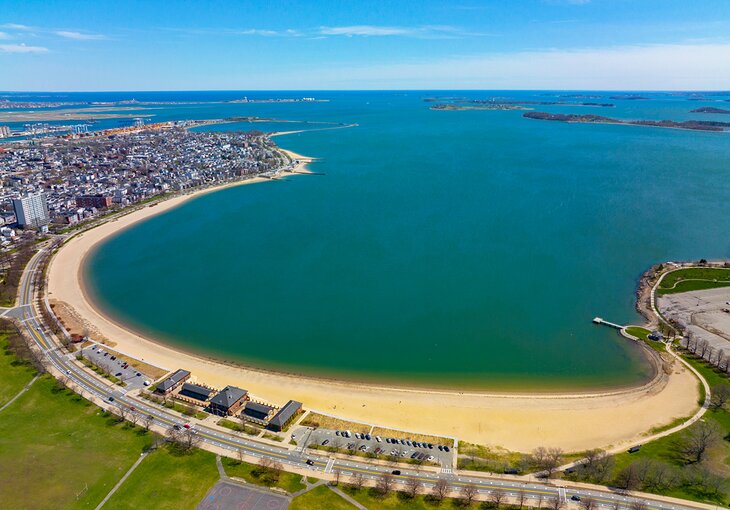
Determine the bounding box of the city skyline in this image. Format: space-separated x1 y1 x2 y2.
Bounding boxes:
1 0 730 91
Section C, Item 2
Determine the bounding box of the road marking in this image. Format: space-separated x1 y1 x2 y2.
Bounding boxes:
324 458 335 473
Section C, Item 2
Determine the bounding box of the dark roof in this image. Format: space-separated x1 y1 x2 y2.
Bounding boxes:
157 369 190 392
180 382 213 400
245 402 273 415
269 400 302 428
210 386 248 409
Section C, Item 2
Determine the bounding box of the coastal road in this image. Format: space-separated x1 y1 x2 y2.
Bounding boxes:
15 248 713 510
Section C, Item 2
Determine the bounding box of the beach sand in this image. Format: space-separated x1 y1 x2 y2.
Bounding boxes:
46 148 699 452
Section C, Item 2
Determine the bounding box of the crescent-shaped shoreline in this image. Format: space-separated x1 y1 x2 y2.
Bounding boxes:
46 144 699 452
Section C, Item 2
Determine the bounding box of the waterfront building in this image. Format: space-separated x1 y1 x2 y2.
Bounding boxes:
155 369 191 394
76 194 113 209
267 400 302 432
209 385 249 416
12 192 50 228
179 382 214 402
0 126 10 138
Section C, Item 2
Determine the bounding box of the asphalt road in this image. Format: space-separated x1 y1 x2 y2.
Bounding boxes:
17 247 709 510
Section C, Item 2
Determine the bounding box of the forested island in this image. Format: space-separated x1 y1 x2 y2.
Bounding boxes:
523 112 730 132
690 107 730 114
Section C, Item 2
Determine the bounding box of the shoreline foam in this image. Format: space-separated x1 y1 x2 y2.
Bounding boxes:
47 142 699 451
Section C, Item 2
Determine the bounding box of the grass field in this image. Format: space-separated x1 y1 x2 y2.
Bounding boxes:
624 326 667 353
103 445 220 510
221 456 306 493
657 267 730 295
342 485 479 509
290 485 357 510
0 375 154 510
566 349 730 505
0 333 37 407
300 411 369 432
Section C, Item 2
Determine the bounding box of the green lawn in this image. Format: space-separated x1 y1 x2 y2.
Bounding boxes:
0 334 37 407
566 348 730 505
290 485 357 510
342 485 479 509
0 375 154 510
221 456 306 493
657 267 730 295
624 326 666 353
103 445 220 510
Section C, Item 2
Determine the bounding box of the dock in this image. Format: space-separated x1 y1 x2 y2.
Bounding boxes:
593 317 624 329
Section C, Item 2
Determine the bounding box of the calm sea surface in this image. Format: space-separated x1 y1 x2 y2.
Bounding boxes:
16 90 729 389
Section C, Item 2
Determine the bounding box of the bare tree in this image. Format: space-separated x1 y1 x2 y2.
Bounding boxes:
490 489 506 508
237 448 245 463
376 473 395 496
404 476 421 498
180 429 201 451
548 496 564 510
114 404 128 423
709 383 730 409
517 491 527 510
432 478 451 503
579 496 597 510
142 414 154 431
697 339 709 358
331 468 342 486
614 462 641 491
462 484 478 506
350 471 365 490
629 500 648 510
128 411 139 427
677 421 721 464
530 447 563 478
535 493 544 509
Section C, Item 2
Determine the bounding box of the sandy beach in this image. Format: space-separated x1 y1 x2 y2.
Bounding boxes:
46 146 699 452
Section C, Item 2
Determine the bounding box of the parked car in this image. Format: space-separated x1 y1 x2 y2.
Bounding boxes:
322 439 329 445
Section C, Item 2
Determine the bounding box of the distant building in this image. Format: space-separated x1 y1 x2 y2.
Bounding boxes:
209 385 249 416
155 369 190 394
12 192 50 228
267 400 302 432
179 382 213 403
0 126 10 138
76 194 113 209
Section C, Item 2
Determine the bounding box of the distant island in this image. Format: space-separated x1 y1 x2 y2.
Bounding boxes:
430 103 528 111
428 98 614 111
690 107 730 114
523 111 730 132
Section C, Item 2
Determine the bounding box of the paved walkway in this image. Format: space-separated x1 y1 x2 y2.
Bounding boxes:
95 451 149 509
329 485 368 510
0 374 40 413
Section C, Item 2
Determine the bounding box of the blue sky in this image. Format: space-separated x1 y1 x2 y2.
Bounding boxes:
1 0 729 90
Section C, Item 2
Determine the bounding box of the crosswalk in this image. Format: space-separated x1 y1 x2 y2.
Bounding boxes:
440 467 453 474
324 458 335 473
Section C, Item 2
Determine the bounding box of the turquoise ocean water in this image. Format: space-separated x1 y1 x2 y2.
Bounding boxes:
18 91 729 390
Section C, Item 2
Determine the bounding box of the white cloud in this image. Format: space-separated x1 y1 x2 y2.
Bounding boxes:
0 31 11 40
0 43 48 54
320 25 413 37
54 30 105 40
1 23 33 30
268 42 730 90
318 25 483 38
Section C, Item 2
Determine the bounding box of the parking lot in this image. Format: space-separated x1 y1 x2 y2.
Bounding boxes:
293 426 454 469
658 287 730 356
80 344 151 391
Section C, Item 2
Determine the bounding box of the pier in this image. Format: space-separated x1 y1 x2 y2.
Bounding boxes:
593 317 624 329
